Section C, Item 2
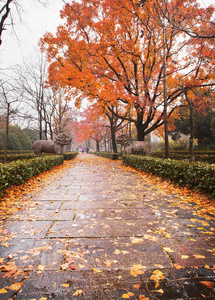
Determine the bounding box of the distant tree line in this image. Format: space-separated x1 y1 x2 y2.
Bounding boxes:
0 125 38 150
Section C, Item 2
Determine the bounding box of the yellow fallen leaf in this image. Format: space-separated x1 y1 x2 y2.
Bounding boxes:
156 289 164 294
122 294 130 299
0 288 8 294
150 270 165 283
92 268 102 274
121 250 129 255
114 249 121 254
62 283 69 288
131 237 144 244
8 283 22 291
205 265 210 269
130 264 146 277
163 247 174 252
181 255 189 259
134 284 140 288
193 254 206 259
39 297 47 300
73 289 83 296
38 265 45 271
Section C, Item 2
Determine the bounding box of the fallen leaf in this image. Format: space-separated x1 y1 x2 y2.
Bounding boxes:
62 283 69 288
200 281 214 289
156 289 164 294
138 295 149 300
163 247 174 252
0 288 8 294
114 249 121 255
73 289 83 296
130 264 146 277
38 265 45 271
174 263 184 269
92 268 102 274
150 270 165 283
8 282 22 291
181 255 189 259
193 254 206 259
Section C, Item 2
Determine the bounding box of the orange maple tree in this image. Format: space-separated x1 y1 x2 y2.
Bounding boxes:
40 0 215 141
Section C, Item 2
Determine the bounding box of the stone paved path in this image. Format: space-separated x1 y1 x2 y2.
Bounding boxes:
0 154 215 299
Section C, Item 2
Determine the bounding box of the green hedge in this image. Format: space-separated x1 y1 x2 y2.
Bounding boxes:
122 155 215 196
152 151 215 164
0 155 64 194
63 151 78 160
0 153 35 163
93 152 120 160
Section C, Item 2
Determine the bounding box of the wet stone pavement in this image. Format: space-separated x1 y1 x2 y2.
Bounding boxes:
0 154 215 299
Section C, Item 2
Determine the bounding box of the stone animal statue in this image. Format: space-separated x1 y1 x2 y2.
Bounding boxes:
124 141 151 155
33 133 71 155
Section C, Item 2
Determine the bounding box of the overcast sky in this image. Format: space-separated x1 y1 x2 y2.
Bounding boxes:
1 0 64 71
0 0 214 73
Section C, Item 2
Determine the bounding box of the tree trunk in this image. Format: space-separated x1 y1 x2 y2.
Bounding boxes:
189 103 195 161
96 140 100 152
4 103 10 163
110 123 117 153
39 109 43 139
136 123 145 141
182 86 195 161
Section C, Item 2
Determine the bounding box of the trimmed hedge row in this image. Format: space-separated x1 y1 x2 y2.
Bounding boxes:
122 155 215 196
93 152 120 160
63 151 78 160
0 153 35 163
0 155 64 194
151 152 215 164
0 152 78 195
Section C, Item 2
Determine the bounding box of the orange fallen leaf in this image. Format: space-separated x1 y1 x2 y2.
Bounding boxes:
200 281 214 289
139 295 149 300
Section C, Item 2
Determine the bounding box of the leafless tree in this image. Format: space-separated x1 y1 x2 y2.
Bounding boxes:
0 0 53 46
0 79 24 162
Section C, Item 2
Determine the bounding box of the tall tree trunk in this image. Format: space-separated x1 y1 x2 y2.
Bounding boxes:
4 103 10 163
39 109 43 139
189 103 195 161
96 140 100 152
136 110 145 141
182 86 195 161
136 123 145 141
110 122 117 153
162 1 170 159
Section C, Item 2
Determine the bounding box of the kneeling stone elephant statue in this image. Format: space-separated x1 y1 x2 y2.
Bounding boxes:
33 133 71 155
124 141 151 155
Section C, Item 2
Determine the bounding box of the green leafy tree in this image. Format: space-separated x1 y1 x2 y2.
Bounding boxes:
170 107 215 149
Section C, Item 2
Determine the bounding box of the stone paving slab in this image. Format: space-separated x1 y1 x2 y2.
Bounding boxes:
0 153 215 299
